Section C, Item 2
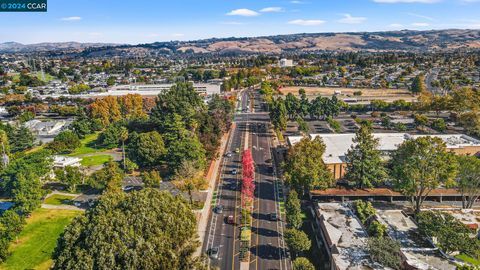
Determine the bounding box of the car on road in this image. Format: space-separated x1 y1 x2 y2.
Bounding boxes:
208 247 219 259
214 205 223 214
234 148 240 153
231 169 237 175
268 213 278 221
225 151 232 157
226 215 234 224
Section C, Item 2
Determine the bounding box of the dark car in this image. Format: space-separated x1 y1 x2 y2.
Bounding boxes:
226 215 234 224
231 169 238 175
268 213 278 221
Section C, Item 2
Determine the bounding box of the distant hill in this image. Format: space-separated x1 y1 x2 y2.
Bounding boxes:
0 41 119 53
2 29 480 55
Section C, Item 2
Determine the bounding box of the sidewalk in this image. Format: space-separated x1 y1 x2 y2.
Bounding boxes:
195 123 235 257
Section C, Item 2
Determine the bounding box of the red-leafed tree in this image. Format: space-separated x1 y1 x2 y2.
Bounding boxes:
241 150 255 205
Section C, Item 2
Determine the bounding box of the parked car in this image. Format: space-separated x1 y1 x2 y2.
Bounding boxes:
225 151 232 157
214 205 223 214
226 215 234 224
231 169 237 175
209 247 219 259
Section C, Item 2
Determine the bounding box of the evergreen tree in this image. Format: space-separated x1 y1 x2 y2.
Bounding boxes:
344 125 387 188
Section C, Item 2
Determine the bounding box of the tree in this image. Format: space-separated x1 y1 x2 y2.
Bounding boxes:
90 96 121 127
151 82 204 131
47 131 81 154
68 83 90 95
163 114 206 172
410 74 426 94
390 136 458 214
344 125 387 188
55 166 83 192
12 173 45 214
270 98 287 132
455 155 480 209
128 131 166 168
88 161 124 192
285 93 299 119
292 257 315 270
174 160 207 205
286 190 302 229
284 137 333 193
142 170 161 188
296 117 309 134
367 237 402 269
284 228 311 256
118 94 146 120
11 126 34 152
53 189 203 270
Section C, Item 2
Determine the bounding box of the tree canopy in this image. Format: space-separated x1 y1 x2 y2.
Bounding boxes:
390 136 458 214
344 125 387 188
53 189 203 270
284 137 333 193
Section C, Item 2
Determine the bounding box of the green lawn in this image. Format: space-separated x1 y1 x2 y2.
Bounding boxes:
44 194 77 206
34 72 55 82
80 155 112 166
68 132 106 156
456 254 480 266
0 208 81 270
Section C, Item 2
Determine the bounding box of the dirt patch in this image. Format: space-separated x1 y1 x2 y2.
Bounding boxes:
279 86 412 98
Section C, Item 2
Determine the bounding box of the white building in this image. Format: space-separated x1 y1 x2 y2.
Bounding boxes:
94 83 222 97
53 155 81 169
279 58 294 68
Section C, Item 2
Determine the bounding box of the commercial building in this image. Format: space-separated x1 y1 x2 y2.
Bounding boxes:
287 133 480 179
313 203 382 270
93 83 222 97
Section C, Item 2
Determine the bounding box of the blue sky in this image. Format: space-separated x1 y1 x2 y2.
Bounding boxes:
1 0 480 44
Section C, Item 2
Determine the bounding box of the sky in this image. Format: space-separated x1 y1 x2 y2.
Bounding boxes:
1 0 480 44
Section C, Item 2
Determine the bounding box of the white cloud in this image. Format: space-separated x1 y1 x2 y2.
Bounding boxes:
288 19 325 26
260 7 285 13
290 0 304 4
172 33 184 37
388 23 405 28
406 12 435 21
226 9 259 17
373 0 440 3
411 22 430 26
88 32 102 37
337 14 367 24
60 16 82 21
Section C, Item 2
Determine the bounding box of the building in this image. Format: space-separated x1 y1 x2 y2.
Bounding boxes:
287 133 480 179
94 83 221 97
376 209 456 270
314 203 382 270
279 58 294 68
53 155 81 169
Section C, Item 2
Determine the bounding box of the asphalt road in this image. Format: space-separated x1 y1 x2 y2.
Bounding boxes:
203 90 290 270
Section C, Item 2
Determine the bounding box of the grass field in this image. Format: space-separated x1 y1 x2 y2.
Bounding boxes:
456 254 480 266
68 132 106 156
44 194 77 206
80 155 112 166
0 209 81 270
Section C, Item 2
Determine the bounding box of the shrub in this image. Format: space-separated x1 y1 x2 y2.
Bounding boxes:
367 237 402 269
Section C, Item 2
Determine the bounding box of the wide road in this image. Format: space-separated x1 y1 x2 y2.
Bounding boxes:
249 92 290 270
203 89 290 270
203 90 249 270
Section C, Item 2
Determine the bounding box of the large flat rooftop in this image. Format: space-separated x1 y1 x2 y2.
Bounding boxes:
287 133 480 164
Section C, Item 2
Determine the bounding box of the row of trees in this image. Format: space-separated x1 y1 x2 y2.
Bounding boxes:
268 89 341 132
284 124 478 214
